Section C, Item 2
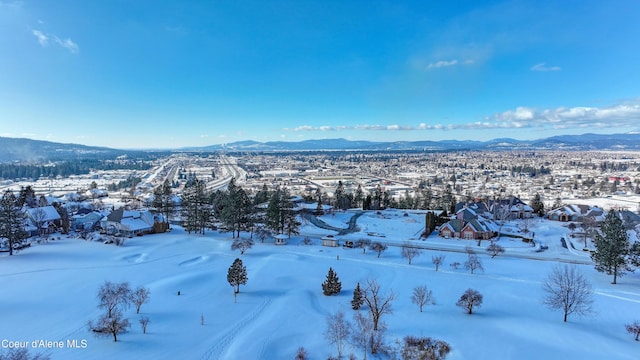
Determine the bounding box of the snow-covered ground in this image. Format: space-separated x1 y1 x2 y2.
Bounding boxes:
1 210 639 359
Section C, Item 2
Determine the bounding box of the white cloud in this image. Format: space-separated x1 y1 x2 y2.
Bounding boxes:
32 30 49 46
531 62 561 72
54 36 79 54
284 100 640 135
427 59 458 69
32 29 79 54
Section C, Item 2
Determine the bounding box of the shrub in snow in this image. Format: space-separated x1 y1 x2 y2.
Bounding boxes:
401 336 451 360
0 348 51 360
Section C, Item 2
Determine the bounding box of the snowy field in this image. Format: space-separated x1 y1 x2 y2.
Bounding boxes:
1 210 640 359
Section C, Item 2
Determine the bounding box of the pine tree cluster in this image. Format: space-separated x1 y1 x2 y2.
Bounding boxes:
322 267 342 296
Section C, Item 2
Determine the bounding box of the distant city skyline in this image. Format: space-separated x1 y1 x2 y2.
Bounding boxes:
1 0 640 149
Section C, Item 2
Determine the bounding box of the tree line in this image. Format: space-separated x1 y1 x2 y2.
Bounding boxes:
0 159 151 181
151 177 301 239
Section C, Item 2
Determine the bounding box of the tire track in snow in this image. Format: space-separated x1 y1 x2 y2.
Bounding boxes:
595 290 640 304
199 296 272 360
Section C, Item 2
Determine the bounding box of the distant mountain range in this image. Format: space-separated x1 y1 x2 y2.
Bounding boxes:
2 132 640 162
186 132 640 152
0 137 134 163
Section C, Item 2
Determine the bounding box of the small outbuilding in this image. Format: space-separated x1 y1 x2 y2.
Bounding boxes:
274 234 288 245
322 235 339 247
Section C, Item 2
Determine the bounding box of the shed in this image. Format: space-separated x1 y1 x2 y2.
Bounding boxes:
322 235 339 247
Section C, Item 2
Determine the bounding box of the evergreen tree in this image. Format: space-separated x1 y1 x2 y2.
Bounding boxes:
424 211 436 236
151 179 174 228
265 187 300 237
354 184 364 209
334 180 346 211
592 210 634 284
17 185 37 208
253 183 270 206
0 190 28 255
440 185 454 211
530 193 545 217
421 187 433 209
322 267 342 296
180 179 211 234
53 202 70 234
227 258 248 294
351 282 365 310
219 178 253 237
265 188 283 234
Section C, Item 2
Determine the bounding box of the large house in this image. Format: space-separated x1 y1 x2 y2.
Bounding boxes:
487 197 534 220
439 202 499 240
547 204 604 222
100 208 164 236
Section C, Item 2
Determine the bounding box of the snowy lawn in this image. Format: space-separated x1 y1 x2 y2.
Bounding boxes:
1 212 639 360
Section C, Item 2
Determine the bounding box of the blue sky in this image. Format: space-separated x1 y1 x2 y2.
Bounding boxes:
1 0 640 149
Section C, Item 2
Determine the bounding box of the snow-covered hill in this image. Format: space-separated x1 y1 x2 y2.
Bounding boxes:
1 211 639 359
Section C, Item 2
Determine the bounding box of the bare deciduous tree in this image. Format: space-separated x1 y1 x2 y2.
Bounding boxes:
401 243 422 265
464 254 484 274
350 311 374 360
355 238 372 254
98 281 132 318
324 311 351 359
432 255 445 271
542 265 593 322
369 242 388 258
456 288 483 314
0 348 51 360
411 285 434 312
625 320 640 341
139 316 150 334
88 309 130 342
231 237 254 255
487 243 505 258
363 279 394 331
32 207 49 242
132 286 150 314
294 346 308 360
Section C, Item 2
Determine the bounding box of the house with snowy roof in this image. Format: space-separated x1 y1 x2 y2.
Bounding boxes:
71 209 105 231
487 196 534 220
439 201 499 240
100 208 163 236
24 206 61 237
547 204 604 222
